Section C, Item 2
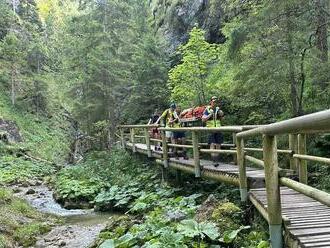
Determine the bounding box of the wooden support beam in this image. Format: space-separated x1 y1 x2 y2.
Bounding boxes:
244 147 293 154
289 134 298 171
161 130 168 168
144 128 151 157
298 134 307 184
120 128 125 148
159 126 243 132
192 131 201 178
237 137 247 202
293 154 330 165
168 144 193 149
245 155 264 168
118 124 158 128
232 133 237 164
280 177 330 207
130 128 136 153
263 135 283 248
200 149 237 154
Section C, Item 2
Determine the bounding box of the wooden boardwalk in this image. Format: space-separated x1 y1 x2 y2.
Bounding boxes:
126 142 330 248
250 188 330 247
126 142 265 188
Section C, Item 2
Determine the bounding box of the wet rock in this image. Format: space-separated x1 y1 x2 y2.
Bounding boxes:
0 118 22 143
58 240 66 246
166 210 186 221
26 188 36 195
20 182 30 188
12 187 22 193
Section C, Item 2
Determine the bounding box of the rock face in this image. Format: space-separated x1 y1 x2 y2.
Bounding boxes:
0 118 22 143
151 0 225 52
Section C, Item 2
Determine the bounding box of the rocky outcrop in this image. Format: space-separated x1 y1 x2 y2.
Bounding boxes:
0 118 22 143
151 0 225 52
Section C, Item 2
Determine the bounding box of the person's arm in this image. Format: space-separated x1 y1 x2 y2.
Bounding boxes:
202 109 213 122
171 111 180 124
147 118 152 125
155 110 167 124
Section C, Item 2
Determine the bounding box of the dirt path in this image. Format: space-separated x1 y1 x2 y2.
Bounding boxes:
11 184 112 248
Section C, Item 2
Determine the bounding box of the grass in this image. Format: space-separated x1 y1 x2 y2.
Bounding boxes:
0 188 54 247
0 88 70 164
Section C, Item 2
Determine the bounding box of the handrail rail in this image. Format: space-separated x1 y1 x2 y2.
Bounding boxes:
237 109 330 138
118 124 159 128
118 109 330 248
159 126 243 132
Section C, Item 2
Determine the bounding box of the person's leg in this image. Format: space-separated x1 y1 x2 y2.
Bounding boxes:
181 134 188 159
172 132 179 159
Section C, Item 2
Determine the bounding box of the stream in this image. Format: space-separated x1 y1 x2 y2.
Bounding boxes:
12 184 113 248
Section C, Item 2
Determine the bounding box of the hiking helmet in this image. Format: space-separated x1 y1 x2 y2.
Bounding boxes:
170 103 176 109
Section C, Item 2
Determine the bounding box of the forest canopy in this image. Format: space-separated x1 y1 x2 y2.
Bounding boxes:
0 0 329 147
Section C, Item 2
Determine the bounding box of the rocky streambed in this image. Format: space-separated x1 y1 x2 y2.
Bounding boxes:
11 183 113 248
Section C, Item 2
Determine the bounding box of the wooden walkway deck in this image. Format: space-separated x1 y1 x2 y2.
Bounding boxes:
250 188 330 247
126 142 330 248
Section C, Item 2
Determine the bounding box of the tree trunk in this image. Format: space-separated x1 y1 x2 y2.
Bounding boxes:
286 11 300 117
315 0 328 63
11 66 16 106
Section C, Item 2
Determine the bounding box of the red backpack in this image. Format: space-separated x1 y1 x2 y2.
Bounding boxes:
180 106 206 120
193 106 206 119
180 108 194 119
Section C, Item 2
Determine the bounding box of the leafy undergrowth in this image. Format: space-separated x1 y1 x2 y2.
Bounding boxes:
53 149 269 247
0 188 54 248
90 183 269 248
0 89 70 163
0 156 55 185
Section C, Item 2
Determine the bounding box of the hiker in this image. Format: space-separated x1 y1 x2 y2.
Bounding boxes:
155 103 177 143
172 106 188 159
202 96 224 166
148 109 161 151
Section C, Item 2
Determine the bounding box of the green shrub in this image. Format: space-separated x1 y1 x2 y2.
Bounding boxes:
13 223 51 247
0 156 55 184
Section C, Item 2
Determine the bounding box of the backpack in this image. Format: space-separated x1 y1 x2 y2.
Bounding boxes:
180 108 194 119
193 106 206 119
180 106 206 120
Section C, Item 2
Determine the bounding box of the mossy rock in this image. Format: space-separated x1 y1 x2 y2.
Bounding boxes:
91 215 137 248
13 223 51 247
211 201 242 230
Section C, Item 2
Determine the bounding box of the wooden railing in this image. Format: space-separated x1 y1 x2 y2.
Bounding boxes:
118 110 330 248
236 109 330 248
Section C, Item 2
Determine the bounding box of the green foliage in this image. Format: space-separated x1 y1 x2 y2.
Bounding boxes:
54 165 108 203
0 156 55 184
177 219 219 240
168 27 219 107
0 188 53 248
13 223 50 247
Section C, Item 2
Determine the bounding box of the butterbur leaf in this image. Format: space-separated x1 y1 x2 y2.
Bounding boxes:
199 222 219 240
221 226 250 243
99 239 115 248
177 219 200 238
257 240 270 248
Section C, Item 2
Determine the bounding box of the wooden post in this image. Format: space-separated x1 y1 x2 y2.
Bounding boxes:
236 137 247 202
263 135 283 248
161 130 168 168
144 128 152 157
289 134 297 171
232 133 238 164
298 134 307 184
192 131 201 178
130 128 136 153
175 170 182 185
120 128 125 148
